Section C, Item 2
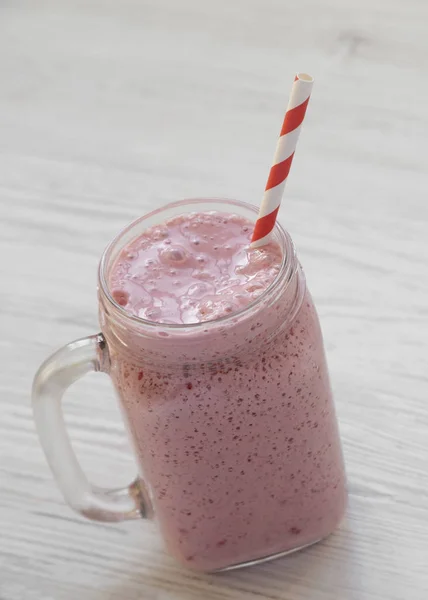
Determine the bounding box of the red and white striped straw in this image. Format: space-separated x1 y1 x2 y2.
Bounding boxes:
251 73 314 247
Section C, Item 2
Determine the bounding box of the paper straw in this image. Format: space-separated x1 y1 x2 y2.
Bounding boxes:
251 73 314 247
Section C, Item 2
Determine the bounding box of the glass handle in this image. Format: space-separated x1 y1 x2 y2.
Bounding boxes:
32 333 151 522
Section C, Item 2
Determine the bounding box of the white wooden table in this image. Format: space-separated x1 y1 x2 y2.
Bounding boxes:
1 1 428 598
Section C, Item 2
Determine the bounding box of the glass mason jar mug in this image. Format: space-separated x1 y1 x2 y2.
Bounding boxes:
32 198 347 572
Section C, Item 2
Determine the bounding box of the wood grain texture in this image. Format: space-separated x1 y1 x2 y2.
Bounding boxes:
1 1 428 598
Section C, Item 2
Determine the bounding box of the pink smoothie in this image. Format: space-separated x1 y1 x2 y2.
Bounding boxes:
107 210 347 571
109 211 282 324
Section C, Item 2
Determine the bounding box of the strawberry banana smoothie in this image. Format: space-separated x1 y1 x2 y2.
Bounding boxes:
105 209 347 571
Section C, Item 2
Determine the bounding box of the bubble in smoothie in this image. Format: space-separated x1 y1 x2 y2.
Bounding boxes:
160 245 190 267
187 282 212 298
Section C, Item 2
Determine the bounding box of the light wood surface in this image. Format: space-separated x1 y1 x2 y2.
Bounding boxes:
1 1 428 598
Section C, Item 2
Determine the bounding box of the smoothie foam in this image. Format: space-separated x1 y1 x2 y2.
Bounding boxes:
109 211 282 324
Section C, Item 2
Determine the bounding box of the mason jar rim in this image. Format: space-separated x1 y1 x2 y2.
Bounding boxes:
98 198 297 332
